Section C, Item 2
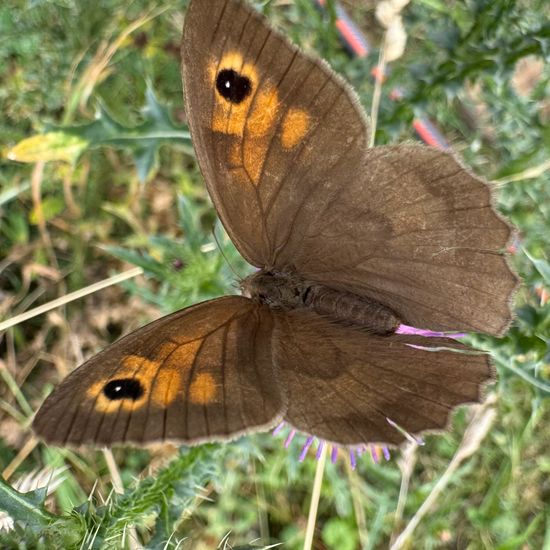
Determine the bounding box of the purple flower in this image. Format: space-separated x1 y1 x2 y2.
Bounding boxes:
396 323 467 339
272 421 392 470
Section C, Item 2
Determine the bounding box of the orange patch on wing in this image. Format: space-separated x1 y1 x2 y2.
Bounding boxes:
247 87 279 138
208 53 281 186
90 340 203 413
228 141 241 167
88 378 146 413
189 373 217 405
150 340 202 407
208 52 257 88
213 102 248 136
151 370 181 407
161 340 202 370
281 108 311 149
88 355 159 413
242 87 279 184
209 52 259 137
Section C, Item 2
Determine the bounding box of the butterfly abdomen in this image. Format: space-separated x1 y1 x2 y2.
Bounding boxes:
304 284 400 334
242 270 400 335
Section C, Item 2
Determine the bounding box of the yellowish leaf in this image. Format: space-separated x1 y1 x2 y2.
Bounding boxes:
6 132 88 163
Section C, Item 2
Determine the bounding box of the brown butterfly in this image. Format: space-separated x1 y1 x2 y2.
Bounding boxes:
33 0 519 448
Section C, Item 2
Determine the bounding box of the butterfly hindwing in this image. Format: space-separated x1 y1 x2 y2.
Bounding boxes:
273 310 493 446
33 297 284 446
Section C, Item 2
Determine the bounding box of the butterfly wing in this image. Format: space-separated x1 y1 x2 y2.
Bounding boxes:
273 310 492 446
182 0 368 267
272 145 519 335
33 296 283 446
182 0 517 336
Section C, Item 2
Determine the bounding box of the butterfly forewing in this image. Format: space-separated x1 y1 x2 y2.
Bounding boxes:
182 0 369 268
33 297 284 446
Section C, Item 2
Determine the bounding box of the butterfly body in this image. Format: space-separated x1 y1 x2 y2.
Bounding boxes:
33 0 519 449
242 269 400 334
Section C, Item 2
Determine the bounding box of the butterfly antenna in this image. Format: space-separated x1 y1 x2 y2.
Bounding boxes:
211 226 241 282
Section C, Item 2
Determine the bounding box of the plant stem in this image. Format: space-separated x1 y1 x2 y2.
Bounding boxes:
2 437 38 481
345 459 369 548
369 39 387 148
390 442 417 545
103 449 124 495
303 443 328 550
390 400 496 549
0 267 143 332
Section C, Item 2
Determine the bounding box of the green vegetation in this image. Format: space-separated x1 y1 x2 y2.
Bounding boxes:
1 0 549 547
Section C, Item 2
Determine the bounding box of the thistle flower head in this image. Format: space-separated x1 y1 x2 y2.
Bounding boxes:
272 421 394 470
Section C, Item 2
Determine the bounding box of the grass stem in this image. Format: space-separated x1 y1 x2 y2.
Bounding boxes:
369 39 387 148
0 267 143 332
303 443 328 550
390 399 496 549
345 459 369 548
2 437 38 481
103 449 124 495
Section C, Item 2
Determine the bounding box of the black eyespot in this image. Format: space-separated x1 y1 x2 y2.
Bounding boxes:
103 378 144 401
216 69 252 104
